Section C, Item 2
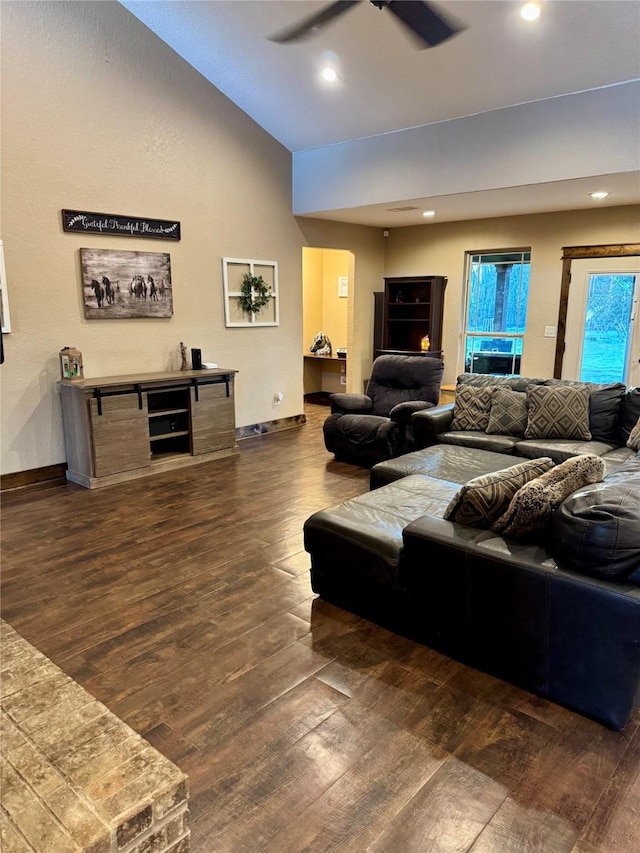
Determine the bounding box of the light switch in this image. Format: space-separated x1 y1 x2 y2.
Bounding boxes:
544 326 556 338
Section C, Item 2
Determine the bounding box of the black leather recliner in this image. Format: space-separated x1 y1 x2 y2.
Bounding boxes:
323 354 444 466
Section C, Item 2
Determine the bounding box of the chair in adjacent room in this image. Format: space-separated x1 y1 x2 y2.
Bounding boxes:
323 354 444 466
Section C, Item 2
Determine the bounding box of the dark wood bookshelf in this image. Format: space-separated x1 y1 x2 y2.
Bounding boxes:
376 275 447 357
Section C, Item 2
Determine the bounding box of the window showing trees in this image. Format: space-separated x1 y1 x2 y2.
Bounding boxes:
463 250 531 375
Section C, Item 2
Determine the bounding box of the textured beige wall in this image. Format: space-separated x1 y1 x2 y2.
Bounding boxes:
321 249 349 352
384 206 640 385
0 0 311 474
0 1 386 476
302 247 349 352
302 248 323 353
302 247 350 395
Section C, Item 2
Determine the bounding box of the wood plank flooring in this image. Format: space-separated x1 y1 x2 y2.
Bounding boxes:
2 404 639 852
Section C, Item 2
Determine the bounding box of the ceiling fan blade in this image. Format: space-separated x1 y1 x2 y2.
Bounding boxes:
269 0 361 44
386 1 464 48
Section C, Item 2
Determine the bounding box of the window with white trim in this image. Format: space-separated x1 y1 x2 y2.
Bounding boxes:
463 250 531 375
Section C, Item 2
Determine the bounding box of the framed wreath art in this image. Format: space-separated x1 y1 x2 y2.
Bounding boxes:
222 258 279 327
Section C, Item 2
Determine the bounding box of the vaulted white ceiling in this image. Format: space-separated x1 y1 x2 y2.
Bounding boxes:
121 0 640 226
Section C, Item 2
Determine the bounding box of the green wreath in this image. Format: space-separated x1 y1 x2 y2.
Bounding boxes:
238 273 272 314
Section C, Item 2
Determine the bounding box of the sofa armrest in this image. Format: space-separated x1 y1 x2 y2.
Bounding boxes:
329 393 373 415
411 403 455 448
389 400 434 423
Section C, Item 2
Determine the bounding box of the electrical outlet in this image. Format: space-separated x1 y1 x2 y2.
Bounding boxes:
273 392 283 406
544 325 556 338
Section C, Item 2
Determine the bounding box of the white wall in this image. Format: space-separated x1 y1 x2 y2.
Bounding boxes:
293 83 640 214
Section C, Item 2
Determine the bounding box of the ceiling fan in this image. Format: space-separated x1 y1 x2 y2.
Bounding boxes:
269 0 464 49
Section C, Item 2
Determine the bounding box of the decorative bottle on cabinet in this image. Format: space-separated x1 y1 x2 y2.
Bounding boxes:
378 276 446 357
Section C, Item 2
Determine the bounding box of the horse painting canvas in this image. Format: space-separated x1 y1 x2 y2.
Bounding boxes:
80 248 173 319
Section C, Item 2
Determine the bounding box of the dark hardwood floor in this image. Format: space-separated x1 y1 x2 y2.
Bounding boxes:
2 404 639 852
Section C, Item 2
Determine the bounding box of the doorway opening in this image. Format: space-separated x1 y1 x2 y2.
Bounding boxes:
302 247 354 404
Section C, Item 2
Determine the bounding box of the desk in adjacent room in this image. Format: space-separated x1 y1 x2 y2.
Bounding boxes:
303 355 346 403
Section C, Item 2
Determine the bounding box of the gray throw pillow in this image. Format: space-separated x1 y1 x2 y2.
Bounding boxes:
627 416 640 451
487 388 528 436
444 457 554 527
492 454 605 537
451 384 495 432
524 384 591 441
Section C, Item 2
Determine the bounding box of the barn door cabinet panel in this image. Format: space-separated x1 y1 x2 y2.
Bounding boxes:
190 380 235 455
89 394 150 478
60 369 238 488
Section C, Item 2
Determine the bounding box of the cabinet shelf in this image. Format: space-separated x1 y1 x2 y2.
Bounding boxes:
150 435 191 457
148 390 190 446
149 407 189 418
150 449 188 461
150 430 190 442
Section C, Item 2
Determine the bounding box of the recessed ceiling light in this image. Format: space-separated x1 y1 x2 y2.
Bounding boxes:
589 191 610 200
521 3 541 21
320 66 338 83
422 210 436 218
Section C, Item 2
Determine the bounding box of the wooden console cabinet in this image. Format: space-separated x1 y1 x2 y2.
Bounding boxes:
59 369 238 488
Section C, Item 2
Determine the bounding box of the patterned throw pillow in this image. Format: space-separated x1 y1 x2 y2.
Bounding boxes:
627 416 640 452
492 454 605 537
544 379 626 443
451 384 495 432
487 388 528 436
524 385 591 441
444 457 554 527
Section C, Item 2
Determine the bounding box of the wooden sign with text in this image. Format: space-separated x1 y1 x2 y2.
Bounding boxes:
62 210 181 241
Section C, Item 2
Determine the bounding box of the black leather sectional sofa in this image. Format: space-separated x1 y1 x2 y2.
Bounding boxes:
304 376 640 729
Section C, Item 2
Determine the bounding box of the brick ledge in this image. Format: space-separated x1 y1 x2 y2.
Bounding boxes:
0 620 190 853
